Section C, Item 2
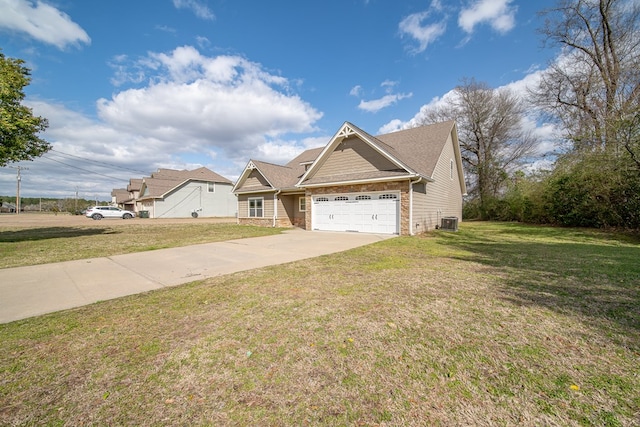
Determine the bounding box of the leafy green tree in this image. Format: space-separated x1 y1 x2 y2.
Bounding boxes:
0 50 50 166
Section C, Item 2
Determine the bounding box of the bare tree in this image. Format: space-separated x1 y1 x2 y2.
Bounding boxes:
421 79 538 218
533 0 640 158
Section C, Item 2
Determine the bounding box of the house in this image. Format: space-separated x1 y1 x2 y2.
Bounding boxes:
110 178 142 212
0 202 16 213
113 167 237 219
110 188 129 206
232 120 466 235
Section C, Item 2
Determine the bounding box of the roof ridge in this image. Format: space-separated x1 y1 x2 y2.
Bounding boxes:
251 159 293 169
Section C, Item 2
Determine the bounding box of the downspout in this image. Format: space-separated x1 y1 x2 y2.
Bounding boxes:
236 194 240 225
409 176 423 236
273 190 281 227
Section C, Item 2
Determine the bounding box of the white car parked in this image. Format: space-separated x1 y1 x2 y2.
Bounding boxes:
85 206 136 220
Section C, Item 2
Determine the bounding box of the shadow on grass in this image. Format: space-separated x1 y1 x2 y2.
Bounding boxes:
442 224 640 343
0 227 117 242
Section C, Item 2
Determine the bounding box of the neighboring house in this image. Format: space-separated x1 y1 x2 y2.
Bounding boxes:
111 178 143 212
125 179 143 211
135 167 237 218
111 188 129 206
233 121 466 235
0 202 16 213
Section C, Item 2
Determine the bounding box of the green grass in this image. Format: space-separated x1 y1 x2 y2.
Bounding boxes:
1 222 638 425
0 223 282 268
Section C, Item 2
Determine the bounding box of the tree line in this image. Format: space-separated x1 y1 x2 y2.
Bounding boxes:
0 196 98 214
420 0 639 230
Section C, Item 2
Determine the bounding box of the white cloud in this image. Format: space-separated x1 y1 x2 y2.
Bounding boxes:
399 10 447 54
109 55 148 87
254 140 307 165
97 46 322 160
2 46 324 198
381 80 398 92
379 90 458 132
379 67 559 164
349 85 363 97
0 0 90 49
458 0 517 34
378 119 406 134
358 92 413 113
172 0 215 20
196 36 210 49
7 100 178 199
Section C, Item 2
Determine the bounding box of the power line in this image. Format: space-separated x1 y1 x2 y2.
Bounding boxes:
41 156 132 182
49 148 152 176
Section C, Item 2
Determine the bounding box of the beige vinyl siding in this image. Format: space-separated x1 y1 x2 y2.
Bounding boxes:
314 137 398 179
293 195 305 221
237 193 275 218
420 133 463 229
277 196 290 223
412 182 432 233
240 170 271 190
275 194 305 227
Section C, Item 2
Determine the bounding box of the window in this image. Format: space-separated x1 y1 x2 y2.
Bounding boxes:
299 197 306 212
316 197 329 202
379 194 397 199
248 197 263 217
355 195 371 200
450 159 454 180
208 182 215 192
335 196 349 201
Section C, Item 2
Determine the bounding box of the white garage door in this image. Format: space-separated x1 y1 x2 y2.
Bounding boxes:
312 193 399 234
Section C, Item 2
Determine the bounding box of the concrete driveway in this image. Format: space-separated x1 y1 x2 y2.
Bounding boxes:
0 229 395 323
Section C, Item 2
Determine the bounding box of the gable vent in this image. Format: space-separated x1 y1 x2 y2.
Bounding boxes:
337 125 357 138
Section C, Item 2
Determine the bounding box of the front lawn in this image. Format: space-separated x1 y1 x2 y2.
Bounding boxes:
1 222 638 425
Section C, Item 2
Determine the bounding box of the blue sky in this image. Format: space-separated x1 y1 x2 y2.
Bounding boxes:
0 0 559 200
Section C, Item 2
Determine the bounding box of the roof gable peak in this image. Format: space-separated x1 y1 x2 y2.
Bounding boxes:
337 123 358 139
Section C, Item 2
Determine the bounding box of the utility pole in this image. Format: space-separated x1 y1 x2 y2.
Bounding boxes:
9 166 28 214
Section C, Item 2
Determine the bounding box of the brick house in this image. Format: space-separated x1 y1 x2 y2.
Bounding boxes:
232 121 466 235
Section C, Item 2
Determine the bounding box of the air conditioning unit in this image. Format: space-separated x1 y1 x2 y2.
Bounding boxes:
440 216 459 231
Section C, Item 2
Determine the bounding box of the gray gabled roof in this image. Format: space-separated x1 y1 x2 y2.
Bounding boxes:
374 120 457 179
298 121 459 187
151 167 232 184
127 178 143 192
234 120 463 193
111 188 130 204
138 167 233 200
233 147 324 193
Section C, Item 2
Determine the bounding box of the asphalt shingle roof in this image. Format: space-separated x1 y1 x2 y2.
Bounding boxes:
138 167 233 199
236 121 455 191
374 120 455 178
236 147 325 193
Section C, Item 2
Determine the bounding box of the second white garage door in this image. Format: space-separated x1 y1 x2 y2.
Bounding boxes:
312 193 399 234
